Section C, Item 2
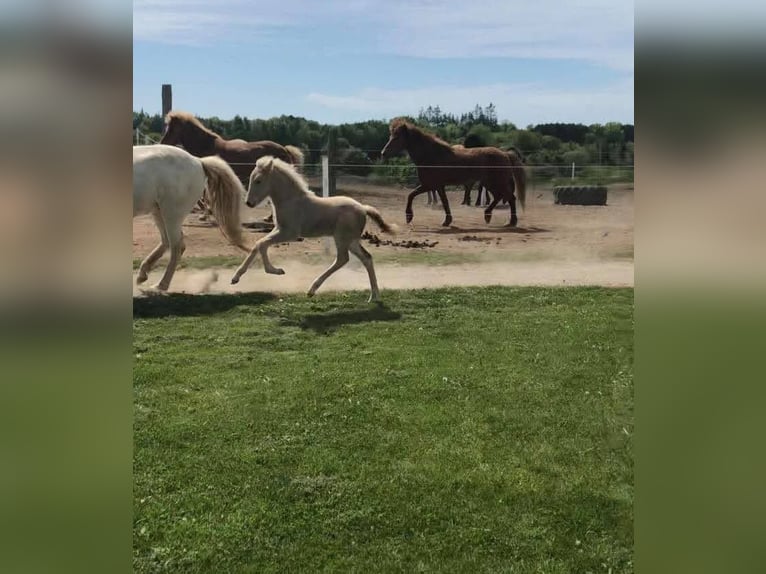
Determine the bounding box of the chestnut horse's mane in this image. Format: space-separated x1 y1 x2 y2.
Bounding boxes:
390 118 452 150
166 110 220 138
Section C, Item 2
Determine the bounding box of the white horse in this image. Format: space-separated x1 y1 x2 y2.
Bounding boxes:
231 156 396 302
133 145 249 291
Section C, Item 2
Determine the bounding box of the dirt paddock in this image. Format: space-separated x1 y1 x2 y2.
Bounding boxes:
132 180 633 296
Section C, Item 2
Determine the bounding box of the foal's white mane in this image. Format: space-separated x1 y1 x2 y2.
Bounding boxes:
258 156 312 197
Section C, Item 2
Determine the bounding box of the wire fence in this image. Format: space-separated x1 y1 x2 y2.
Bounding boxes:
133 128 634 188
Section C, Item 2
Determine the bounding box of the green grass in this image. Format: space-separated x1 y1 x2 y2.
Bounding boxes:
133 286 633 573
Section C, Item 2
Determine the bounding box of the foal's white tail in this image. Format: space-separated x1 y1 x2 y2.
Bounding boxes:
364 205 398 234
199 156 250 252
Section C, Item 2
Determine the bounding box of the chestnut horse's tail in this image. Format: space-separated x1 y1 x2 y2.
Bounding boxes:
506 150 527 211
199 156 250 252
285 145 305 168
364 205 398 235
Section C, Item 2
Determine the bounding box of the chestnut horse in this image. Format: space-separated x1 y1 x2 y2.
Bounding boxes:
160 111 304 219
160 111 304 180
381 119 526 226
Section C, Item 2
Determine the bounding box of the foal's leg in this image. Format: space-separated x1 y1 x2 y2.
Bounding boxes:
231 227 298 284
349 239 380 302
137 211 168 284
405 185 425 224
307 236 350 297
436 187 453 227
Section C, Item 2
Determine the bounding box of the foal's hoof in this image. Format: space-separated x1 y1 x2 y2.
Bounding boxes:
266 267 285 275
405 212 413 224
230 275 240 285
442 215 452 227
484 212 492 224
136 273 148 285
508 216 518 228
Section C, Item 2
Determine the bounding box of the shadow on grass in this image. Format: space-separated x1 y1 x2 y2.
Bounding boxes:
279 303 402 334
133 292 277 318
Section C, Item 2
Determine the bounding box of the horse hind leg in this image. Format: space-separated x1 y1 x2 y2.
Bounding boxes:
137 210 169 285
307 236 350 297
349 239 380 302
152 211 186 291
436 187 453 227
483 189 501 224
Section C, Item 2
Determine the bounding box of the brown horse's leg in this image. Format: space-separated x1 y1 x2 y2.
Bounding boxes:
462 183 472 205
506 178 517 226
483 189 501 224
405 185 424 223
436 187 453 227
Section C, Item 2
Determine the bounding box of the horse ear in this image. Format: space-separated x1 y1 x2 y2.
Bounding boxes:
263 157 274 172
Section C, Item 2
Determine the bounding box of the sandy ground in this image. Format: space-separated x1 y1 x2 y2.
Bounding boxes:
132 179 633 296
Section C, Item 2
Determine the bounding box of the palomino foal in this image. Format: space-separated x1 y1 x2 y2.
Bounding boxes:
231 156 396 302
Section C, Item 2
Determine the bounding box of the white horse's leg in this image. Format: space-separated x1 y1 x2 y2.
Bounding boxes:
137 211 168 284
349 239 380 302
307 238 350 297
152 213 185 291
231 227 297 284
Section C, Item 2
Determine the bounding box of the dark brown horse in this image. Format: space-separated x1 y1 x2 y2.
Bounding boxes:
381 120 526 226
160 111 305 181
463 147 526 207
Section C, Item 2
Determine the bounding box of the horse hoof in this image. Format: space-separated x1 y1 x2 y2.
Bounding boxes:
484 213 492 224
136 273 148 285
509 217 518 227
230 276 240 285
267 268 285 275
442 217 452 227
307 291 315 298
405 212 413 224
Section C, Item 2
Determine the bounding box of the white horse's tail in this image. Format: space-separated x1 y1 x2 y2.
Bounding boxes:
285 145 305 168
364 205 398 235
199 156 250 252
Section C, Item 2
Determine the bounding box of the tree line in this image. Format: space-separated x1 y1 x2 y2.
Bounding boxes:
133 104 633 182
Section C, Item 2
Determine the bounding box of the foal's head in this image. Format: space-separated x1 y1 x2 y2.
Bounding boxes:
381 118 411 159
245 156 277 208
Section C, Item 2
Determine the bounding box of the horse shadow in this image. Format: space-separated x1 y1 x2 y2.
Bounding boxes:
133 291 277 318
435 225 549 235
279 303 402 334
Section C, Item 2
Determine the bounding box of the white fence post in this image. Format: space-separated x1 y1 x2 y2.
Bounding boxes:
321 154 330 198
571 161 575 180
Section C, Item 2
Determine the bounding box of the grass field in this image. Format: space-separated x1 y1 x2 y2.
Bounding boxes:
133 286 633 573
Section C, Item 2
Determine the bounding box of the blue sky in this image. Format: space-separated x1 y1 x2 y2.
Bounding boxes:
133 0 634 126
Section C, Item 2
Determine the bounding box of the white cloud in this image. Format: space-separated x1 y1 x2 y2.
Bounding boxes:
134 0 634 70
375 0 634 71
307 79 634 126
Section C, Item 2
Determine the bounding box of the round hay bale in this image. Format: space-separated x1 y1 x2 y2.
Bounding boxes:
554 185 608 206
